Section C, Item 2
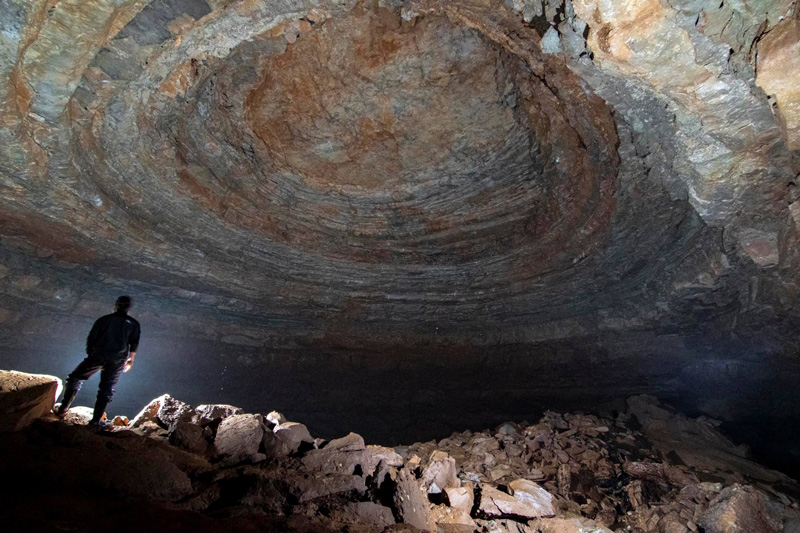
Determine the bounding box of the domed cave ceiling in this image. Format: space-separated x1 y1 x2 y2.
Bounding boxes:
0 0 799 467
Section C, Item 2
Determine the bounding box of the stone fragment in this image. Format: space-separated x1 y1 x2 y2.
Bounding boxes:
323 432 365 452
131 395 166 428
477 484 551 519
192 404 243 427
266 410 286 426
394 465 434 531
0 370 61 431
541 26 562 55
507 479 556 517
301 439 403 477
214 414 266 464
111 415 129 427
422 450 459 493
444 486 474 513
170 420 208 455
698 485 783 533
156 395 194 430
273 421 313 456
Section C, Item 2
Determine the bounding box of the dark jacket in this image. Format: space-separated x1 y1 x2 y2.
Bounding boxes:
86 311 141 357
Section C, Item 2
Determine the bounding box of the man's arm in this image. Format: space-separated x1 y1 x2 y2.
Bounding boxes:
124 322 140 372
86 319 101 356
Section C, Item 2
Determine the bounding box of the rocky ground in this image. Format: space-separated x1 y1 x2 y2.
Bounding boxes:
1 371 799 532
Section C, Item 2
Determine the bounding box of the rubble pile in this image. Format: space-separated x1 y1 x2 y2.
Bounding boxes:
2 387 799 532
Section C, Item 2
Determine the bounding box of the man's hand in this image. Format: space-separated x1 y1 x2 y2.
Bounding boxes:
123 351 136 373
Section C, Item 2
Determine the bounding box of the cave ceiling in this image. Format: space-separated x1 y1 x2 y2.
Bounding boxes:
0 0 799 351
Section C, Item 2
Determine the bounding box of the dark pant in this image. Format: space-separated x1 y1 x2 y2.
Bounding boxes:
65 353 127 405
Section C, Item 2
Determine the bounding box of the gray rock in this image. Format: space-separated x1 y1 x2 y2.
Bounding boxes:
192 404 243 427
421 450 459 493
273 421 313 456
156 395 193 431
266 410 287 426
477 484 551 519
394 466 433 532
699 485 783 533
507 479 556 518
214 414 266 464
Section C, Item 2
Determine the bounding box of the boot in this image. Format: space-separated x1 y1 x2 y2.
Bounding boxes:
89 398 109 426
54 385 78 417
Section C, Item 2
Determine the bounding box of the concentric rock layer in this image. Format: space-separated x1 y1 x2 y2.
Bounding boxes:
0 0 799 469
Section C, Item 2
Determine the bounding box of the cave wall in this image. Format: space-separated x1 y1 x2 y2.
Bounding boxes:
1 0 799 466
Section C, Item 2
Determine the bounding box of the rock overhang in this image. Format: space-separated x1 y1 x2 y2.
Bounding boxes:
0 0 798 375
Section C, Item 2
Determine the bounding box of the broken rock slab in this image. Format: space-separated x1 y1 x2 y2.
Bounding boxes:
699 485 784 533
214 413 267 464
0 370 61 431
273 421 314 456
421 450 460 493
477 484 554 520
395 465 435 532
192 404 243 427
508 479 556 517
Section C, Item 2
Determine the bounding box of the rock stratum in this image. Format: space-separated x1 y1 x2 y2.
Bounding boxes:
1 384 799 533
1 0 800 478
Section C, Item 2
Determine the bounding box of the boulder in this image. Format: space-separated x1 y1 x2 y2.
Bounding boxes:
170 420 209 455
131 395 166 428
698 485 783 533
323 432 365 452
421 450 459 493
477 484 552 520
444 486 474 513
214 414 267 464
266 410 287 426
273 421 313 456
507 479 556 517
156 395 193 430
192 404 243 427
394 466 434 532
0 370 61 432
301 440 403 476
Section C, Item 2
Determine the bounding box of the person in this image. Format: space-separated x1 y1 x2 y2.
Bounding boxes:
54 295 141 426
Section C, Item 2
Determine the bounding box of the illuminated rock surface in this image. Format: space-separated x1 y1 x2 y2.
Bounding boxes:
0 0 799 481
1 390 798 532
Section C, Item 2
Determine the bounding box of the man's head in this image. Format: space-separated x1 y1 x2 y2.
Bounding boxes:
115 295 133 313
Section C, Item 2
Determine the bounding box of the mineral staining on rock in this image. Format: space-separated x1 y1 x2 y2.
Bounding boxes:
1 0 800 499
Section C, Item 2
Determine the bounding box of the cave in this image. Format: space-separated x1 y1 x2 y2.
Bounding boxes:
1 0 800 530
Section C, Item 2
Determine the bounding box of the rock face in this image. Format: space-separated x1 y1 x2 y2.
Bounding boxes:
0 370 61 431
0 0 800 479
2 391 799 532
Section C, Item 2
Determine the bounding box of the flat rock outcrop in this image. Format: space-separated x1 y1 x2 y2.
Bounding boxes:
0 369 61 432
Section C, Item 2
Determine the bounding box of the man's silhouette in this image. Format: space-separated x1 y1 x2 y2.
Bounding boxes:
55 296 141 426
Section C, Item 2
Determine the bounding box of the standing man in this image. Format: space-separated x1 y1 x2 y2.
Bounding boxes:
55 296 141 426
